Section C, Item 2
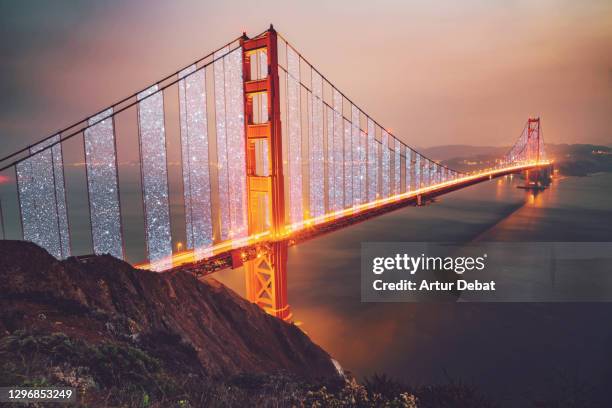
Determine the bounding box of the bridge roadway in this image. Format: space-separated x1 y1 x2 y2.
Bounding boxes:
135 162 550 275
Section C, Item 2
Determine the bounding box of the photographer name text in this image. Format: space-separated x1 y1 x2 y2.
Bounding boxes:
373 279 496 291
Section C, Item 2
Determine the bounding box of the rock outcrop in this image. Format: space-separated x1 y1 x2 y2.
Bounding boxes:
0 240 339 381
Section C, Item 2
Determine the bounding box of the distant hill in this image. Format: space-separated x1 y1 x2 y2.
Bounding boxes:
429 143 612 176
545 144 612 176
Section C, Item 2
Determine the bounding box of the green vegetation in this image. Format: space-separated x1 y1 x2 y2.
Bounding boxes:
0 330 182 407
0 330 599 407
364 373 497 408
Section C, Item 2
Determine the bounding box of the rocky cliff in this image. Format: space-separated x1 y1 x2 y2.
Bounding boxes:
0 240 341 406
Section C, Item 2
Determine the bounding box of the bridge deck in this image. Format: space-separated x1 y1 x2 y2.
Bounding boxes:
136 162 550 275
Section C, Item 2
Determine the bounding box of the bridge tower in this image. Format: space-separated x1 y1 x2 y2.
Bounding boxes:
522 117 551 188
240 26 291 321
527 117 541 163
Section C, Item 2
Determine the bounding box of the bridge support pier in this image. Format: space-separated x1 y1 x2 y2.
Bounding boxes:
244 241 291 320
523 165 552 189
241 26 291 321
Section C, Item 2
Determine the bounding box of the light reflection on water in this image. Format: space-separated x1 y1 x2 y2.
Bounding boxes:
217 173 612 406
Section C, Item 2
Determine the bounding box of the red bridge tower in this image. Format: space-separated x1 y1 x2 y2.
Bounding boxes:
240 26 291 321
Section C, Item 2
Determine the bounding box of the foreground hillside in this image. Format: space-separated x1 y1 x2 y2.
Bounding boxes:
0 241 352 406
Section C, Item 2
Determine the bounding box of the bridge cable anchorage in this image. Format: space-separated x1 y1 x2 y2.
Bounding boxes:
0 25 549 320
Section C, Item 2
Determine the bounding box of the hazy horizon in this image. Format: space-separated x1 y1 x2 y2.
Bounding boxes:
1 0 610 156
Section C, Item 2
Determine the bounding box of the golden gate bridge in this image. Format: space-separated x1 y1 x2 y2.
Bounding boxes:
0 26 550 321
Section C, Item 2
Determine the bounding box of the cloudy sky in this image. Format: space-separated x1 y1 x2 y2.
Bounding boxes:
1 0 610 156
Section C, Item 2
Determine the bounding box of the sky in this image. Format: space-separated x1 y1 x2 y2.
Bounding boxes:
0 0 610 157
